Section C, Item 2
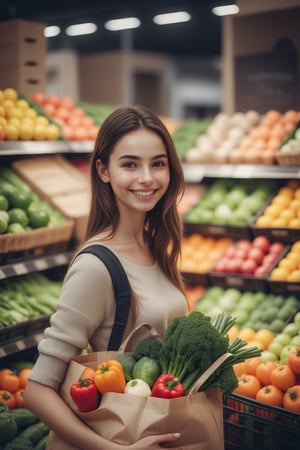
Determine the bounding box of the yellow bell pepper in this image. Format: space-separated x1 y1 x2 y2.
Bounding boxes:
94 359 126 394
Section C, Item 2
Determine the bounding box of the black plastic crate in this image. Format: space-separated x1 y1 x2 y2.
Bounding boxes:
224 394 299 450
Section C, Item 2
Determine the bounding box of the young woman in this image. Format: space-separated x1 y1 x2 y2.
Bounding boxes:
24 105 188 450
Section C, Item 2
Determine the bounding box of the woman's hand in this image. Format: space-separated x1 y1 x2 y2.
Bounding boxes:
125 432 185 450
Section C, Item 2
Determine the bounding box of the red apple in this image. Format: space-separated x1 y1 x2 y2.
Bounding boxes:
262 253 278 268
213 259 228 273
269 242 285 256
248 247 265 265
240 258 257 275
234 248 249 260
226 258 243 273
254 265 269 276
252 235 270 254
236 240 252 252
224 246 237 258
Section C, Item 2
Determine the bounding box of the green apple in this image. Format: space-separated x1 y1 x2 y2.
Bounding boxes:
293 311 300 326
282 323 299 338
273 333 291 347
260 350 278 362
280 345 296 365
267 341 283 357
290 335 300 347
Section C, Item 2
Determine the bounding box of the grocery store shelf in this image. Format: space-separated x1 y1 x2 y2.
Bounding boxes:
182 163 300 182
0 140 94 155
0 332 44 357
0 251 73 280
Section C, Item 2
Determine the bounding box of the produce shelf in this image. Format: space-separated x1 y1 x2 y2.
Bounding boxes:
0 251 72 280
182 164 300 183
0 331 44 358
224 394 299 450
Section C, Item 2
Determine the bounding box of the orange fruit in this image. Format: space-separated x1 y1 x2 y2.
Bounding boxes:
288 218 300 228
255 215 273 227
255 329 274 350
237 327 256 342
271 195 291 208
256 360 278 385
278 258 298 272
287 270 300 282
270 365 296 391
264 204 281 218
244 357 263 376
278 186 294 198
272 217 289 227
269 267 290 281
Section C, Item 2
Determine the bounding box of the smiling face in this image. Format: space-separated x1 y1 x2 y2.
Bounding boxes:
96 128 170 217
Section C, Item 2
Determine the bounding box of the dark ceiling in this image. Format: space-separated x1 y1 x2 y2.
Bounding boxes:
0 0 222 58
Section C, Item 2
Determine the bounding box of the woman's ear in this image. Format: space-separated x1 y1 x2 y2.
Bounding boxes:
96 159 110 183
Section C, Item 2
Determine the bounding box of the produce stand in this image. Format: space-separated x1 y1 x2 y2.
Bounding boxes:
224 394 299 450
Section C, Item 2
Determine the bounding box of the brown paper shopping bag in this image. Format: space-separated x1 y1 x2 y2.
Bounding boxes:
47 324 229 450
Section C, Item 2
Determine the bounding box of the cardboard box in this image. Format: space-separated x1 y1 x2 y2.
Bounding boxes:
0 64 45 96
0 19 46 95
12 156 91 243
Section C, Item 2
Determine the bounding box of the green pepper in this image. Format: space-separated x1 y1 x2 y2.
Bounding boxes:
70 378 100 412
152 374 185 399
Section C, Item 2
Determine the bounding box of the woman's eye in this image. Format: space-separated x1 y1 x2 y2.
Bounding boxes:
123 162 136 168
153 160 167 167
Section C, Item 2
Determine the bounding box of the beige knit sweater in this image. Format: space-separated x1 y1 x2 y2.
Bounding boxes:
29 249 187 390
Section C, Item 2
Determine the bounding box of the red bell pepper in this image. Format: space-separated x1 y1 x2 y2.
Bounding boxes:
151 374 185 399
70 377 100 412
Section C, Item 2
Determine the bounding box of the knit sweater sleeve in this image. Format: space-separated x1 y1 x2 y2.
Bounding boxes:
28 253 115 390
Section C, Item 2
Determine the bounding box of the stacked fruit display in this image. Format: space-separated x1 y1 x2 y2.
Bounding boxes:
231 312 300 412
0 167 66 234
180 233 233 274
30 92 99 141
194 285 299 331
184 110 260 164
269 241 300 282
254 179 300 229
0 88 61 141
212 236 285 277
184 178 277 228
229 109 300 165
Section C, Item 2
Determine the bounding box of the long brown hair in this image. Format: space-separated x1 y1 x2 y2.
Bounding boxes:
86 105 185 294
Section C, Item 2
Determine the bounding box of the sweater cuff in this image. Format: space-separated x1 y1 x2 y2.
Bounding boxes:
28 354 69 391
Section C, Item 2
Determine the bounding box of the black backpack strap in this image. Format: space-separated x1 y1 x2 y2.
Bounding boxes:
76 244 131 350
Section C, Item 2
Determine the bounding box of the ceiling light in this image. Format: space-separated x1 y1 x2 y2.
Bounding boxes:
65 22 97 37
212 4 239 16
153 11 191 25
104 17 141 31
44 25 61 38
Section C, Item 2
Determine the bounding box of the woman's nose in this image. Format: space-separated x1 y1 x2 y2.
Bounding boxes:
138 167 153 183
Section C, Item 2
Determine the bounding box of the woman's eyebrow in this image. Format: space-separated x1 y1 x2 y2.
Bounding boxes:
118 153 168 161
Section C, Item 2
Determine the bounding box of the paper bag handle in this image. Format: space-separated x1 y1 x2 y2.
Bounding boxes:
189 352 233 394
118 323 162 352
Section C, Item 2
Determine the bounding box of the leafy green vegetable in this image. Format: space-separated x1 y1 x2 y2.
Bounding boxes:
133 337 162 361
159 311 262 395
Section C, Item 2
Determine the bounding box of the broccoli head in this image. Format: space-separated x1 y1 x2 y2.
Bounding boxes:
133 337 162 361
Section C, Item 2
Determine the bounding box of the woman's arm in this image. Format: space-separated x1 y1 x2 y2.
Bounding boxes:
24 381 185 450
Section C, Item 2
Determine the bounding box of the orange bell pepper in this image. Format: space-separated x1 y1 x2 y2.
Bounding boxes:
94 359 126 394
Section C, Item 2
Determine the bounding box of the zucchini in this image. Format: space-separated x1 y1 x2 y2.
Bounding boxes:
34 434 48 450
10 408 38 429
19 422 49 444
3 436 33 450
